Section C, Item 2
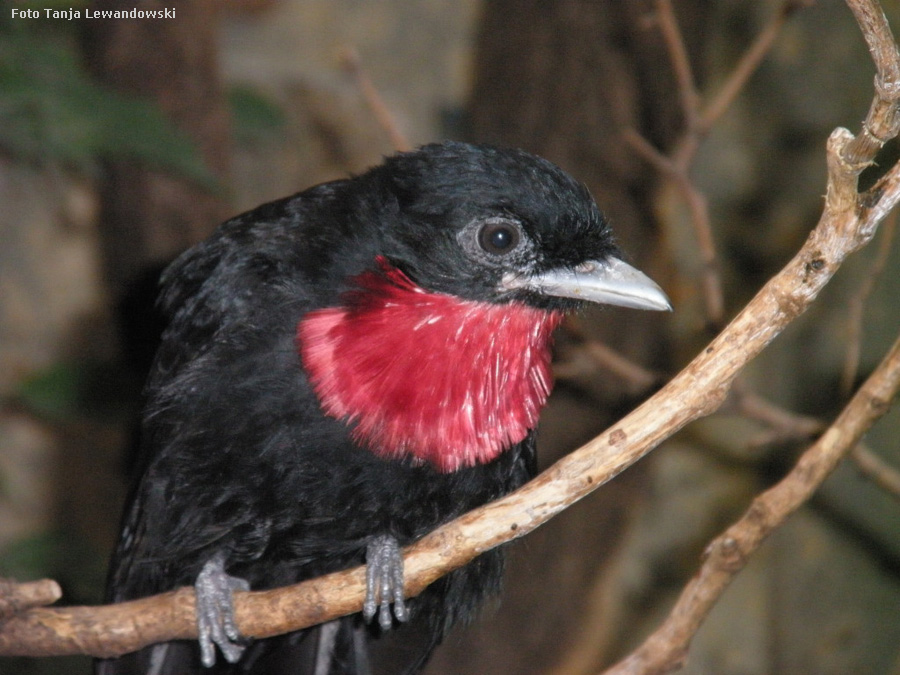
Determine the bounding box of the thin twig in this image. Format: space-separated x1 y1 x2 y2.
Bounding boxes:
851 444 900 500
604 330 900 675
841 0 900 167
562 322 825 448
558 318 661 394
624 128 723 325
730 381 825 446
561 319 825 447
622 128 674 172
699 0 808 133
841 210 897 394
636 0 807 329
655 0 700 133
2 117 898 659
580 341 661 393
340 48 411 152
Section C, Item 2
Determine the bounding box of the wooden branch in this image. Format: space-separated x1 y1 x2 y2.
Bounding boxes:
654 0 700 133
600 2 900 671
0 579 61 622
603 329 900 675
841 211 896 394
851 444 900 500
841 0 900 166
2 1 897 663
730 382 825 447
699 0 813 134
623 127 723 325
636 0 809 328
557 330 826 449
2 116 898 658
340 48 412 153
557 318 661 394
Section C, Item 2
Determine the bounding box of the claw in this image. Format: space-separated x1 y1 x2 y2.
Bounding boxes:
363 534 408 630
194 552 250 667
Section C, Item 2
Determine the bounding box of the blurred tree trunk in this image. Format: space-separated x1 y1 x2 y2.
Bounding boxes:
427 2 707 673
81 0 231 298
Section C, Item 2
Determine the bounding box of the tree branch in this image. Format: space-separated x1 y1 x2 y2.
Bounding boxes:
2 116 898 658
841 210 896 394
851 444 900 500
2 0 898 664
631 0 807 328
699 0 814 134
841 0 900 166
0 579 61 622
603 328 900 675
654 0 701 134
341 48 412 153
600 1 900 671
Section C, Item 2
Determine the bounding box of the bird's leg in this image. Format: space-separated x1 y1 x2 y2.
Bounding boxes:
363 534 408 630
194 551 250 667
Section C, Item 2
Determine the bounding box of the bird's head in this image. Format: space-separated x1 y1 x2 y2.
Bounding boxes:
369 141 670 313
300 142 670 471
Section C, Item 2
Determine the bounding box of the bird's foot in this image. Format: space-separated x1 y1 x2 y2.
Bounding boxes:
194 552 250 667
363 534 408 630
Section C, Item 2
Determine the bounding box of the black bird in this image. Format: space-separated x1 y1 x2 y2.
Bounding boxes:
97 141 670 675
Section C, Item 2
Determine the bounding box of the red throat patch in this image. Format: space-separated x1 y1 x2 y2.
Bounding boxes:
297 258 563 472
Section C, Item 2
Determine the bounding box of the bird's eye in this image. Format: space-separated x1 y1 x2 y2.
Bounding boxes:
478 220 521 255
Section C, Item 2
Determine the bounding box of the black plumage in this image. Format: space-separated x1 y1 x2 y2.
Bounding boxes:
97 142 668 675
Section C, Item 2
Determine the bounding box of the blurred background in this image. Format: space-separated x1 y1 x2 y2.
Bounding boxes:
2 0 900 673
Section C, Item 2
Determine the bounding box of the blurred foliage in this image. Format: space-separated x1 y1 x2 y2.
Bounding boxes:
229 84 286 147
15 362 140 423
0 531 64 581
0 15 218 187
15 364 87 422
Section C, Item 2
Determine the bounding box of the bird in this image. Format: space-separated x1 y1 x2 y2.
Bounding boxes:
96 141 670 675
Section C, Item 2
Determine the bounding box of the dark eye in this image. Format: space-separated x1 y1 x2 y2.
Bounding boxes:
478 219 521 255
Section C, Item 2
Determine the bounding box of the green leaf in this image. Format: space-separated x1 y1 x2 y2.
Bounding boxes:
0 532 62 580
229 84 286 146
15 361 139 422
15 363 83 420
0 26 219 188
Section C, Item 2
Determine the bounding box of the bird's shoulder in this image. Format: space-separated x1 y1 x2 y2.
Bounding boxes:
148 180 358 382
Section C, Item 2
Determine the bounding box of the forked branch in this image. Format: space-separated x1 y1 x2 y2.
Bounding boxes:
1 0 899 666
1 121 899 663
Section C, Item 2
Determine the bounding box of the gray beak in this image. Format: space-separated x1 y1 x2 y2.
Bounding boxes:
502 257 672 311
